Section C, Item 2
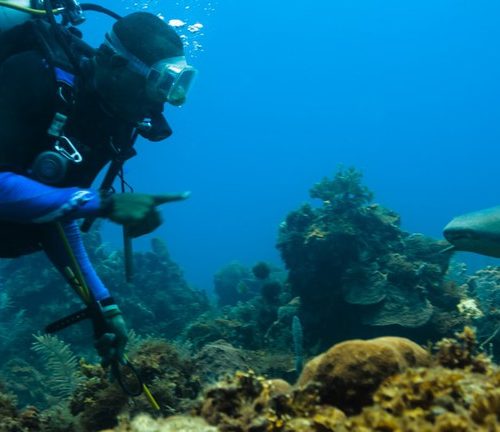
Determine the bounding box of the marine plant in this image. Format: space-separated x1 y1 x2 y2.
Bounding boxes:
31 334 83 399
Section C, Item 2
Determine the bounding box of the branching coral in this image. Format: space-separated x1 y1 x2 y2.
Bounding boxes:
309 166 374 210
434 327 491 372
197 369 298 431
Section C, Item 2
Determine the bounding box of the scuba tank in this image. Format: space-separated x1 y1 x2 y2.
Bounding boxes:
0 0 86 33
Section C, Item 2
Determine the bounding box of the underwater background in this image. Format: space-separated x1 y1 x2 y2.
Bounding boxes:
83 0 500 292
2 1 500 430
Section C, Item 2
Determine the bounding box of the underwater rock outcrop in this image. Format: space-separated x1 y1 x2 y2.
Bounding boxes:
276 166 460 349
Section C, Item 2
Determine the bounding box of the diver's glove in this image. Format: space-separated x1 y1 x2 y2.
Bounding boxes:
94 303 128 367
100 192 190 238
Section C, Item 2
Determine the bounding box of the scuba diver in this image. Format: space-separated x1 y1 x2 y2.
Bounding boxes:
0 1 197 373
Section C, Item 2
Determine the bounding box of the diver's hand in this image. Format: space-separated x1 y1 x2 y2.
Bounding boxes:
94 306 128 367
101 192 190 237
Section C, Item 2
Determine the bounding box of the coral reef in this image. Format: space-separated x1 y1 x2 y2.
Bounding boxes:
296 336 430 414
342 366 500 431
109 414 218 432
213 261 259 306
0 388 22 431
196 370 297 431
434 326 491 372
276 166 461 350
186 262 291 352
68 338 201 430
185 328 498 432
462 266 500 359
2 169 500 431
193 340 251 385
1 359 50 409
0 327 498 431
68 360 128 431
0 230 209 406
88 234 210 340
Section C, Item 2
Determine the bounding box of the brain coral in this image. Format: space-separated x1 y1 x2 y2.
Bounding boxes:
297 336 431 413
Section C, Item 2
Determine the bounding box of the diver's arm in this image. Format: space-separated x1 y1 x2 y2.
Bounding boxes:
0 171 103 223
0 172 111 300
43 220 127 365
41 221 110 301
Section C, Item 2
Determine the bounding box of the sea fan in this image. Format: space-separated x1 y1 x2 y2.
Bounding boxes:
31 334 83 398
126 328 145 354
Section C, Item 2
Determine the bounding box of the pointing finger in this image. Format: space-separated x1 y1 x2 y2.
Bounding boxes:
153 192 191 206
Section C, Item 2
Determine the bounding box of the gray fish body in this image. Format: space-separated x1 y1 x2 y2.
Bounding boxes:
443 206 500 257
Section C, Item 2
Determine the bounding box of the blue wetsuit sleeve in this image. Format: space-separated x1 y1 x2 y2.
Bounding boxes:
0 171 102 223
41 221 110 301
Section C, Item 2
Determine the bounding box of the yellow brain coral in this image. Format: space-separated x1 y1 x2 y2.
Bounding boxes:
296 336 431 413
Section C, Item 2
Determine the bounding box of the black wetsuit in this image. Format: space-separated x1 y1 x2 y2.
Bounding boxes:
0 48 137 300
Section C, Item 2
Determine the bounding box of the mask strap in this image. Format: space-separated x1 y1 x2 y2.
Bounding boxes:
104 30 150 76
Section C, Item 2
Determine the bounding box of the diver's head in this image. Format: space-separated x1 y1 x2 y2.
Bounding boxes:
94 12 197 122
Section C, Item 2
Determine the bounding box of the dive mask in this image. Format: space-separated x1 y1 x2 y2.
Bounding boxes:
104 30 197 106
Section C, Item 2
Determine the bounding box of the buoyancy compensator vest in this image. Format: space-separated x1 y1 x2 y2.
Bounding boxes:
0 1 121 258
0 1 128 186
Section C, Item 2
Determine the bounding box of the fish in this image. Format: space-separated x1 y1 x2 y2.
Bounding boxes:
443 206 500 257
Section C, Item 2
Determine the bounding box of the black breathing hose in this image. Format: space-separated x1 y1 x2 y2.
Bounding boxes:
80 3 122 20
44 0 81 72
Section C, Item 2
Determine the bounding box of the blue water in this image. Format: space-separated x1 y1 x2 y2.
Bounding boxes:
82 1 500 290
